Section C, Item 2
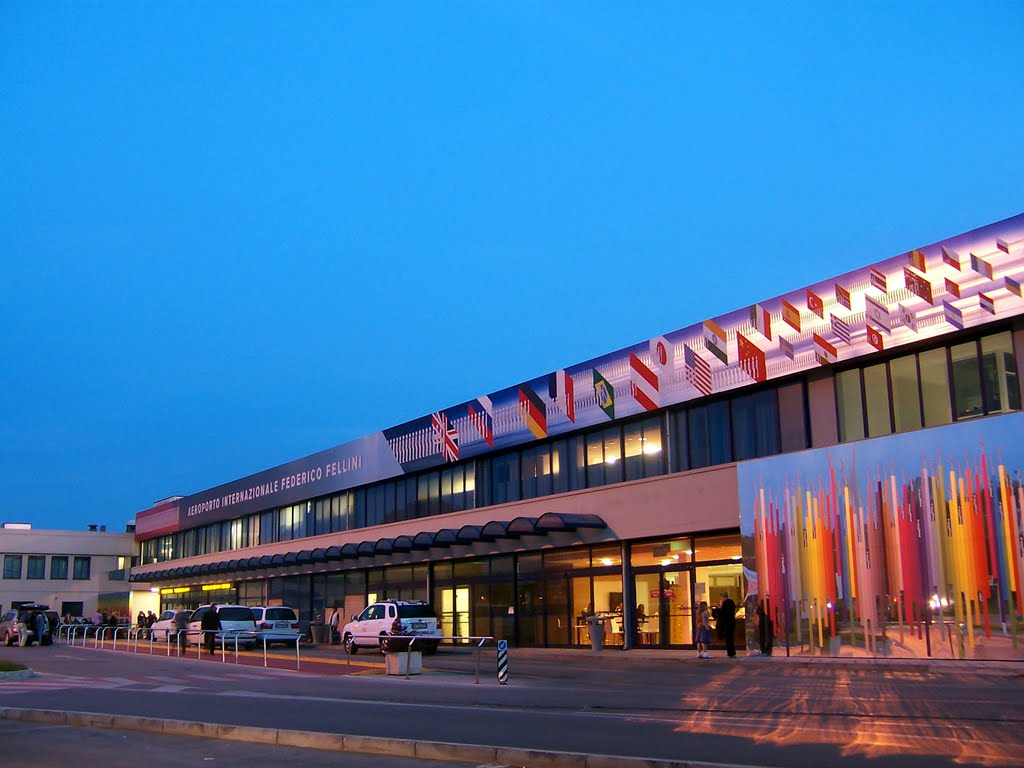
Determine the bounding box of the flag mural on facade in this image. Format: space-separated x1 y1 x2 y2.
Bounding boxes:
781 299 801 333
899 302 919 333
813 333 838 365
904 266 934 304
835 283 852 311
703 319 729 364
908 248 928 272
945 278 962 299
942 245 962 270
831 313 852 345
467 396 494 448
745 420 1024 659
971 253 994 280
750 303 772 340
779 336 796 361
431 411 459 462
1007 276 1022 298
807 289 825 319
650 336 674 381
979 292 996 315
593 369 615 420
866 325 884 351
736 332 766 383
864 295 891 334
628 352 660 411
548 370 576 423
944 301 965 330
683 344 712 396
518 385 547 439
869 267 888 293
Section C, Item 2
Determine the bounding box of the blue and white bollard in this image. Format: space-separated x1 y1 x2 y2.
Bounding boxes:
497 639 509 685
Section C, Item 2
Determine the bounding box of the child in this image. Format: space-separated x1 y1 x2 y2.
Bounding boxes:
695 601 712 659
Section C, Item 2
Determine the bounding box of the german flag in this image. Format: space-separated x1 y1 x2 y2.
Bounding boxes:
518 385 547 440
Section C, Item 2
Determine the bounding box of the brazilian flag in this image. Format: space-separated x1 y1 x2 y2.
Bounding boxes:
592 369 615 420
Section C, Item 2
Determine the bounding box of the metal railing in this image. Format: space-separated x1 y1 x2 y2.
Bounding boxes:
345 633 494 682
54 623 301 670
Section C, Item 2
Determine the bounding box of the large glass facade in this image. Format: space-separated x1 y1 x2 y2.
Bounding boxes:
835 329 1019 444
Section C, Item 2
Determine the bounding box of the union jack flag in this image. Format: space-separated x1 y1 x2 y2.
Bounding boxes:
431 411 459 462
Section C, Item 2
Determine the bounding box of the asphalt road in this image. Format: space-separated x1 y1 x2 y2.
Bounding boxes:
2 642 1022 767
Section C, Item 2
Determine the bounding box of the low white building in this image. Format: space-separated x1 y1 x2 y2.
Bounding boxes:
0 523 155 620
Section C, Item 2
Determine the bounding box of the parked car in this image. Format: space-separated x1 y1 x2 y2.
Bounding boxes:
150 609 191 643
341 600 440 655
0 604 57 646
185 605 258 649
251 606 301 647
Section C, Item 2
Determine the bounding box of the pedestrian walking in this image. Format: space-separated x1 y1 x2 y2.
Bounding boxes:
201 604 221 656
328 607 340 645
757 599 773 656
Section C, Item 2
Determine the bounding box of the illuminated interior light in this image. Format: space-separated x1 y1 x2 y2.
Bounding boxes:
642 445 662 454
731 555 742 561
660 559 672 566
149 587 160 593
605 456 618 464
601 558 613 566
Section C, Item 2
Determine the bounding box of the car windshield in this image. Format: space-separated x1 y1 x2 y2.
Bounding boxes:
397 605 436 619
264 608 296 621
217 608 254 621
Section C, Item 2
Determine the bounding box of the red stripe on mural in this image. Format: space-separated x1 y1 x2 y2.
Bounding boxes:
629 352 659 390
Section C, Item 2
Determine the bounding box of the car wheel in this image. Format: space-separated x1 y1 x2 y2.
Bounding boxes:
343 633 357 655
3 632 12 647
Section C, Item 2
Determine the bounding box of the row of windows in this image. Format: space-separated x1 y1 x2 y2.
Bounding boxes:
2 555 91 580
836 330 1020 442
141 384 790 563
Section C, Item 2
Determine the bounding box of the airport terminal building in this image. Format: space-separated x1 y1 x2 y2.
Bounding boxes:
129 213 1024 659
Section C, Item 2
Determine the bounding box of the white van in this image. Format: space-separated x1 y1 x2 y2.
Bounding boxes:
186 604 258 649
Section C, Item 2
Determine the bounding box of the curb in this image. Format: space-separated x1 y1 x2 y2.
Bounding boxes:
0 707 767 768
0 669 34 680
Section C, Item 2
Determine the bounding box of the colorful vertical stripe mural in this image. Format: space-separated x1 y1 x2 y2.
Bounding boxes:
738 411 1024 659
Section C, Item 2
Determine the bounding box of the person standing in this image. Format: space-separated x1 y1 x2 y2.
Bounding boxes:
757 599 773 656
695 601 712 659
201 604 221 656
33 611 48 646
717 592 737 658
17 608 32 646
328 607 340 645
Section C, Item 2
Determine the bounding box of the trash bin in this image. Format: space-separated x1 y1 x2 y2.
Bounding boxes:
310 622 325 644
586 616 605 652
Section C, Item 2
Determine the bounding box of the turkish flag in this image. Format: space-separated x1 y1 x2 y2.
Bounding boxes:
807 289 824 318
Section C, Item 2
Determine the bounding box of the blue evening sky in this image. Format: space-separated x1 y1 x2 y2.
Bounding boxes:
2 4 1022 532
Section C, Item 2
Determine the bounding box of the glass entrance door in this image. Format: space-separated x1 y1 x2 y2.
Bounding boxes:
634 569 692 646
440 587 470 641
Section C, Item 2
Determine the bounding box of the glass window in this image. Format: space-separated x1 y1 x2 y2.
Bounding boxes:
752 388 781 457
586 432 605 487
426 471 440 516
521 447 539 500
603 427 623 484
863 363 892 437
543 549 590 571
568 436 586 491
951 341 983 419
50 556 68 580
671 409 689 472
73 556 91 580
688 405 710 468
836 368 865 442
591 545 622 567
3 555 21 579
623 416 663 481
551 440 568 494
981 332 1021 414
693 534 742 562
492 453 520 504
26 556 45 580
631 538 692 566
890 354 922 433
919 347 952 427
730 394 756 461
707 400 732 465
